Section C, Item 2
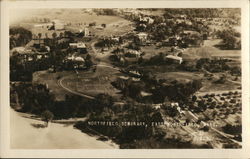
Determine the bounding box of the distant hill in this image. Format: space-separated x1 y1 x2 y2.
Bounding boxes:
163 8 240 19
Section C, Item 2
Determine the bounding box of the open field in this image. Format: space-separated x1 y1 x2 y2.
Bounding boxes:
141 45 172 59
33 66 123 99
93 20 134 37
199 80 241 93
11 9 134 37
32 70 76 101
60 65 124 97
155 71 203 83
198 71 241 93
182 39 241 63
62 74 120 97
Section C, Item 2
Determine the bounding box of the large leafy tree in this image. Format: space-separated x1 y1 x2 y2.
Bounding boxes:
9 27 32 49
41 110 54 127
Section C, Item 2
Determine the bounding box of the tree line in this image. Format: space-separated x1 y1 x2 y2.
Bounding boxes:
10 27 32 49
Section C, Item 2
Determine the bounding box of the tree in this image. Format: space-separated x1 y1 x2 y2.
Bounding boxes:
192 95 197 102
41 110 54 127
38 33 42 44
52 32 57 39
85 54 93 69
96 94 114 108
9 27 32 49
101 24 106 28
59 32 64 38
216 29 241 50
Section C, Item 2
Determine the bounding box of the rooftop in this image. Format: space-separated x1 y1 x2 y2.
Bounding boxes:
69 42 86 48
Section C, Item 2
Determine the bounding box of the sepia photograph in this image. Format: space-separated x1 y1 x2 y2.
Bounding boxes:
1 0 250 158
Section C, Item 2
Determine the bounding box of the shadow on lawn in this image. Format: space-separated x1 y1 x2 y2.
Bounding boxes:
31 123 47 128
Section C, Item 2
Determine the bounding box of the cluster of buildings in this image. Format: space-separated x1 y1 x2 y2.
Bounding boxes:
12 19 90 68
136 32 148 44
165 46 184 64
11 47 49 63
69 42 87 54
139 16 154 24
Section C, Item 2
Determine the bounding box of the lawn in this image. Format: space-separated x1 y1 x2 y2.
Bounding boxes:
182 39 241 63
32 70 75 101
62 76 120 97
155 71 203 83
60 65 124 97
141 46 172 60
33 66 125 99
199 79 241 93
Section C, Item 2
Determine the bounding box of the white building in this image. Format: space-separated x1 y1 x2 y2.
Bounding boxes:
139 16 154 24
166 55 183 64
69 42 86 49
84 28 90 36
67 55 85 62
127 49 141 57
137 32 148 42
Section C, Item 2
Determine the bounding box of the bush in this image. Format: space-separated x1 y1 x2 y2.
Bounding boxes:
10 27 32 49
200 126 209 132
230 99 236 103
203 94 209 98
41 110 54 124
222 124 242 135
210 93 215 97
222 93 228 96
207 98 213 102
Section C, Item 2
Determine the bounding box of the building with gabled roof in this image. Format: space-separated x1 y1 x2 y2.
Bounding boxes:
166 55 183 64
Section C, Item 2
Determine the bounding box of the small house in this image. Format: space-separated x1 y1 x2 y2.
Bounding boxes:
166 55 183 64
69 42 87 54
137 32 148 43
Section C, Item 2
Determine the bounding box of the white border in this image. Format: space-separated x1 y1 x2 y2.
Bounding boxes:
1 0 249 158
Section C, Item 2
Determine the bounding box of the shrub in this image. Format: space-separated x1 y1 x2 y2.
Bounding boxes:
222 93 227 96
222 124 242 135
220 97 225 100
41 110 54 126
230 99 236 103
207 97 213 102
203 94 209 98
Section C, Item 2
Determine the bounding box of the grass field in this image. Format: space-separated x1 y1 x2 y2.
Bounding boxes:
155 71 203 83
141 46 172 59
182 39 241 63
33 70 75 101
199 80 241 93
60 65 124 97
62 74 120 97
33 66 125 99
